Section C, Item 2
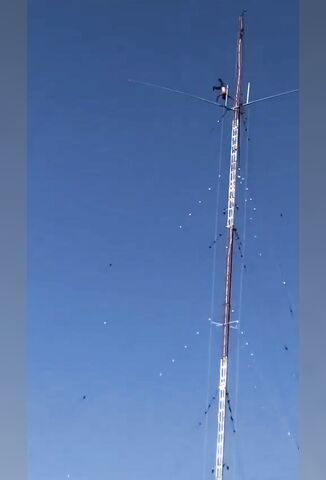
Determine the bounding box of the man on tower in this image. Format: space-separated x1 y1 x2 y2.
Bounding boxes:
213 78 228 102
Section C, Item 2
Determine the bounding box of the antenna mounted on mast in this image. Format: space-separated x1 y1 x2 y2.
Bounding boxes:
213 11 245 480
127 10 298 478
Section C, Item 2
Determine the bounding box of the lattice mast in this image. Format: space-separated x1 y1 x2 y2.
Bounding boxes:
214 13 245 480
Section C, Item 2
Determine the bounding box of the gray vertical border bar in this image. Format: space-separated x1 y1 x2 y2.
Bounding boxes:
0 0 26 479
301 0 326 478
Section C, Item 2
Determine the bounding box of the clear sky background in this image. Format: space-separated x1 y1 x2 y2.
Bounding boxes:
28 1 298 479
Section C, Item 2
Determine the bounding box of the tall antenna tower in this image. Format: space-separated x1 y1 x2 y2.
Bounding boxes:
128 13 298 478
214 12 245 480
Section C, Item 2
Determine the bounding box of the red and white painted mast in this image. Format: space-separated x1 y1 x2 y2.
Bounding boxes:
214 13 245 480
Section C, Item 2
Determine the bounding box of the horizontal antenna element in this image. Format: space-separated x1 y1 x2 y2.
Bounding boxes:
128 78 219 107
129 78 298 112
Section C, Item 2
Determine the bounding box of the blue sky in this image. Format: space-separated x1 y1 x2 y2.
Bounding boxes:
28 1 298 479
